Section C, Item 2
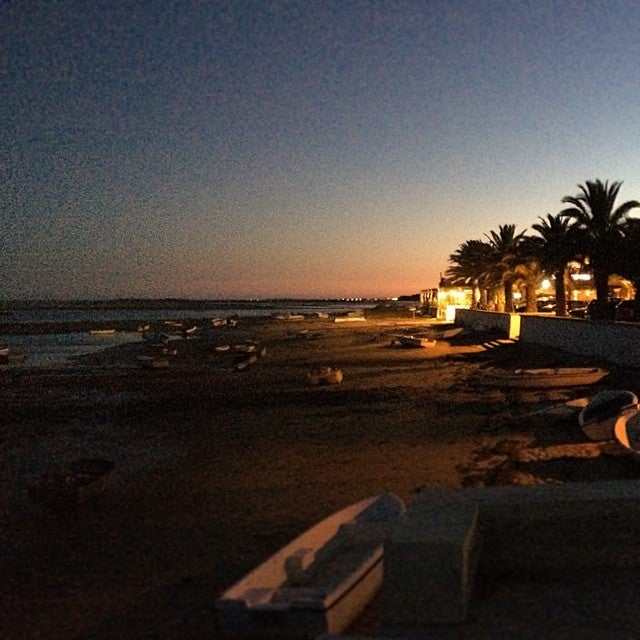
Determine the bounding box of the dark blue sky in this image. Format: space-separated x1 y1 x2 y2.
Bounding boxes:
3 0 640 299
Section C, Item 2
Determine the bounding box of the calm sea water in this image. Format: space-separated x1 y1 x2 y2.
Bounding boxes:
0 300 376 369
0 301 373 325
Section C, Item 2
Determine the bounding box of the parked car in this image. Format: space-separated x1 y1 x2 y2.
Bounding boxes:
515 296 556 313
568 301 589 318
585 297 623 320
615 299 640 322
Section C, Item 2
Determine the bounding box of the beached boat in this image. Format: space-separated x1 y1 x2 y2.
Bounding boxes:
423 326 463 340
477 367 609 389
394 335 437 349
579 389 639 441
307 366 343 385
275 313 305 321
137 355 170 369
613 409 640 462
142 331 171 345
235 354 258 371
215 492 405 639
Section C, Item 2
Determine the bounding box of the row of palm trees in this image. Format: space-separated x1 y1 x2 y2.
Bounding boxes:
446 179 640 319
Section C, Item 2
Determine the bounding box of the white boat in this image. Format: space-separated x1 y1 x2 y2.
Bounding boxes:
613 408 640 462
423 326 463 340
579 390 639 441
477 367 609 389
0 345 10 357
275 313 305 321
215 493 405 639
394 335 437 349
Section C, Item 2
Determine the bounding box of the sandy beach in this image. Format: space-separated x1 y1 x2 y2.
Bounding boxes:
3 312 640 639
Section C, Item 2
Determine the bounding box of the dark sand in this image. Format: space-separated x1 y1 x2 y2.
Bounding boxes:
2 314 640 639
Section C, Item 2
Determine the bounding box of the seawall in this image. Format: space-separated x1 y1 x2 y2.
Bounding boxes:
455 309 640 368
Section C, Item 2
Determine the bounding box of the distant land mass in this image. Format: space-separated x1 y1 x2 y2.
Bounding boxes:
0 296 420 311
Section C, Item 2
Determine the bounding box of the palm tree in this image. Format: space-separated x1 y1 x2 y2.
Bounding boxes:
616 217 640 302
531 214 580 316
484 224 528 312
560 179 640 318
514 236 545 313
446 239 496 307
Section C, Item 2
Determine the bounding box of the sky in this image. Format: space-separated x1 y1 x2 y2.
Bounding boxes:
3 0 640 300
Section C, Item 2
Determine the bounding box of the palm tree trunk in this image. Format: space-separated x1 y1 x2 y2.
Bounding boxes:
525 279 537 312
554 268 568 317
593 269 611 319
504 279 514 313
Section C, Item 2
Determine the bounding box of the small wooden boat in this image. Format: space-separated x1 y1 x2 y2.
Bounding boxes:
579 390 639 441
275 313 305 321
235 354 258 371
613 409 640 462
234 343 257 353
423 326 463 340
215 493 405 639
394 335 437 349
307 366 343 385
142 331 171 345
137 355 170 369
477 367 609 389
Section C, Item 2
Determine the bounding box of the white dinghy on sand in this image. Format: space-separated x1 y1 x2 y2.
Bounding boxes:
215 492 405 639
579 389 639 441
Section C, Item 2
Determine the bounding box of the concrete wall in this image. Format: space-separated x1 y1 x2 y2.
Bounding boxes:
455 309 640 368
520 315 640 368
455 308 521 339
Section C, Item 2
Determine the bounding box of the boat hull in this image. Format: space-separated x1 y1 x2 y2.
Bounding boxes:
613 409 640 462
395 335 437 348
477 367 609 389
215 493 405 639
579 390 639 441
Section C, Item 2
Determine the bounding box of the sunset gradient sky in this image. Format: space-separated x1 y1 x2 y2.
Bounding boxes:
3 0 640 299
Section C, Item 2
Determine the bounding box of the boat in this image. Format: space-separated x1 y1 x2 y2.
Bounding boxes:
142 331 171 345
137 355 170 369
275 313 305 321
235 354 258 371
477 367 609 389
89 328 116 335
423 326 463 340
215 492 405 639
579 389 639 441
394 335 437 349
613 408 640 462
28 457 115 507
307 366 343 385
